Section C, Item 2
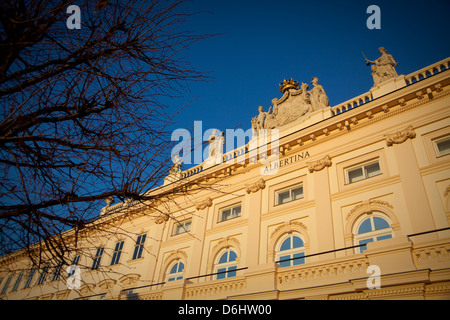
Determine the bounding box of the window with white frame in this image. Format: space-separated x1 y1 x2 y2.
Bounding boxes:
173 219 192 235
276 185 303 205
345 159 381 184
167 261 185 281
433 135 450 157
354 212 393 253
276 234 305 267
110 240 124 265
218 204 241 222
214 249 238 280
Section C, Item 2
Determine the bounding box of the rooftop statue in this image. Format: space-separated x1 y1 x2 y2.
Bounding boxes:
169 154 183 175
365 47 399 86
204 129 224 167
163 154 183 185
255 105 273 130
309 77 329 111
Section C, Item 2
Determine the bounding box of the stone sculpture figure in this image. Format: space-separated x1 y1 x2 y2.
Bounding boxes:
309 77 329 111
204 129 224 167
365 47 398 85
256 106 272 130
164 154 183 185
207 129 224 158
169 154 182 177
295 82 313 117
300 83 312 110
105 196 114 207
252 106 277 135
370 65 384 86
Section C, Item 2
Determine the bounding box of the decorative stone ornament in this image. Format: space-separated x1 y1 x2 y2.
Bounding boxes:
245 178 266 194
279 78 299 93
366 47 407 99
154 213 169 224
118 274 141 287
105 196 114 207
384 125 416 146
365 47 399 86
164 154 183 185
307 155 332 173
204 129 225 168
251 77 331 135
195 197 213 210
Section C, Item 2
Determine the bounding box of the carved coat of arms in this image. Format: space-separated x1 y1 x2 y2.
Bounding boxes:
251 77 329 135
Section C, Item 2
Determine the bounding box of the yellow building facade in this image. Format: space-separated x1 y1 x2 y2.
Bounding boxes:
1 55 450 300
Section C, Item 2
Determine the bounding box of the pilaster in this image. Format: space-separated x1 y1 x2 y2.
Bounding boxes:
245 179 264 267
388 134 437 241
187 205 209 279
144 222 165 283
308 156 335 259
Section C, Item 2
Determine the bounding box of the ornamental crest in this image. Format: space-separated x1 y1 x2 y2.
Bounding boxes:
251 77 330 135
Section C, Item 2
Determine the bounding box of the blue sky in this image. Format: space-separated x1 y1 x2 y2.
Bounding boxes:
168 0 449 160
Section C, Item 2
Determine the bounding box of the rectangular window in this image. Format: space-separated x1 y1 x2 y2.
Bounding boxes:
358 238 374 253
279 253 305 268
433 136 450 157
72 254 81 265
217 266 237 280
346 160 381 184
219 204 241 222
24 269 35 289
173 219 192 235
110 241 125 265
67 255 80 278
1 275 12 294
91 247 104 270
12 273 23 292
51 263 62 282
124 290 139 300
37 266 49 285
132 234 146 260
276 185 303 205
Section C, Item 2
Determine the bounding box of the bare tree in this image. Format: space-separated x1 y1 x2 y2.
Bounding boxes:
0 0 214 268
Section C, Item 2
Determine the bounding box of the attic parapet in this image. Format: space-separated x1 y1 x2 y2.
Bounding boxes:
331 91 374 115
330 57 450 116
404 57 450 85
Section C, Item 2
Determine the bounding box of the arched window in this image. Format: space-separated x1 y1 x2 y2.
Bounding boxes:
354 213 393 253
167 261 184 281
276 234 305 267
215 249 237 279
